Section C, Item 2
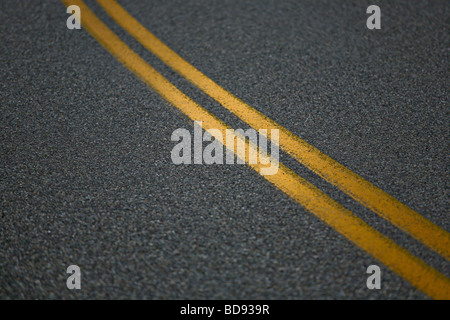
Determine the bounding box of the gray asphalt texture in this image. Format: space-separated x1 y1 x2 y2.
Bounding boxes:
0 0 448 299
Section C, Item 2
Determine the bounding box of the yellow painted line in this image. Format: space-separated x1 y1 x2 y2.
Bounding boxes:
96 0 450 260
63 0 450 299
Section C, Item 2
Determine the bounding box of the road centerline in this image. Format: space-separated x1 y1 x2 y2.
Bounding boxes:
62 0 450 299
95 0 450 260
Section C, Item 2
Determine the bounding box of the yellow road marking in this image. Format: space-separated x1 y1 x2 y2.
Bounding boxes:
63 0 450 299
96 0 450 260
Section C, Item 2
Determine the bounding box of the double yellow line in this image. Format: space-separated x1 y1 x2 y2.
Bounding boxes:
63 0 450 299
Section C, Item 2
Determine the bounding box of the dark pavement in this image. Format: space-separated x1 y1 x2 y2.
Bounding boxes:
0 0 448 299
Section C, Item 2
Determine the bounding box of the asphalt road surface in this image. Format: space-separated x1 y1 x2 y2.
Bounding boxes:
1 0 449 299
